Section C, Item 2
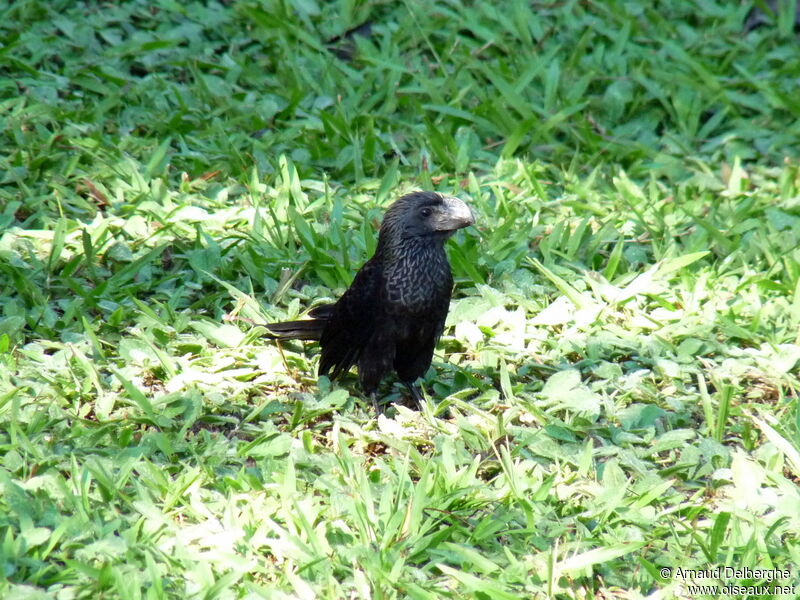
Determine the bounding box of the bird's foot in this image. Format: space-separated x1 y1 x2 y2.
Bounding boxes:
404 382 424 408
369 392 381 414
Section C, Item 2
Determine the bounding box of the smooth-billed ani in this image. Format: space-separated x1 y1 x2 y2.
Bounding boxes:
266 191 474 408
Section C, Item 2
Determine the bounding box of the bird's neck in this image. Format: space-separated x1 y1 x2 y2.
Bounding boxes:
378 234 447 265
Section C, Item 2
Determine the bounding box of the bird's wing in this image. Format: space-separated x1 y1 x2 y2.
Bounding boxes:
308 303 334 319
318 258 383 380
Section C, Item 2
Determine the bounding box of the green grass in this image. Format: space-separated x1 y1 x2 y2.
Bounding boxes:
2 0 800 597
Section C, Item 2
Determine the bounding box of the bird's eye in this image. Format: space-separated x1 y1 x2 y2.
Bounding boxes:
420 207 432 217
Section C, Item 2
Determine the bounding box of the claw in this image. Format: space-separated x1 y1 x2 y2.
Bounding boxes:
370 392 381 414
404 382 424 407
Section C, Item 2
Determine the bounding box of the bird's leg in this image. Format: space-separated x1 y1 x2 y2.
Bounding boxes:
404 382 424 407
370 391 381 414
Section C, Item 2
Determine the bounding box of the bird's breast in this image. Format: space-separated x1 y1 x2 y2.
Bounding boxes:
383 247 452 314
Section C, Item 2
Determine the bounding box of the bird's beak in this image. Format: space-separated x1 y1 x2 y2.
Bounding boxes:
434 195 475 232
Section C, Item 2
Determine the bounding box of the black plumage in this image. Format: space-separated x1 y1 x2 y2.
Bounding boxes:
266 191 475 407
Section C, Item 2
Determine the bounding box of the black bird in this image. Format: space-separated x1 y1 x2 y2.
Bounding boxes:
266 191 475 408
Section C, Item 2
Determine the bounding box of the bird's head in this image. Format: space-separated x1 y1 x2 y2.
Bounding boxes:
381 191 475 243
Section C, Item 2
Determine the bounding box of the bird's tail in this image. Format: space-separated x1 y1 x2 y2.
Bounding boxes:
265 320 325 340
265 304 333 341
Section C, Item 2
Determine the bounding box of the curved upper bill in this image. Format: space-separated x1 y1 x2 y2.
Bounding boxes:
433 195 475 232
